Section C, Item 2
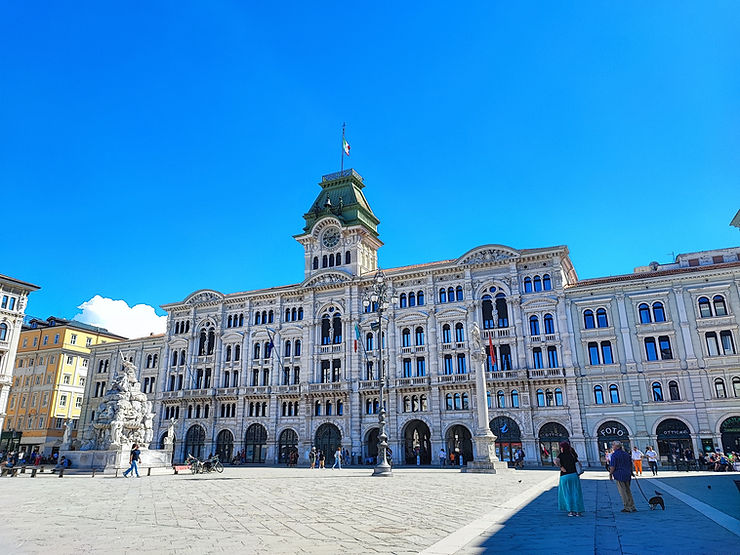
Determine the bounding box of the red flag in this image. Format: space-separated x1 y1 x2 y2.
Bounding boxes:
488 334 496 369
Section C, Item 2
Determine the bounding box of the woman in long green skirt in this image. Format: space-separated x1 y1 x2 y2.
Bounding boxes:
555 441 585 516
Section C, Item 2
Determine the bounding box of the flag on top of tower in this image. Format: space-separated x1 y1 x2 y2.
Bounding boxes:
343 137 350 156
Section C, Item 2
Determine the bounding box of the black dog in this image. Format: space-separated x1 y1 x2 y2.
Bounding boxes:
649 491 665 510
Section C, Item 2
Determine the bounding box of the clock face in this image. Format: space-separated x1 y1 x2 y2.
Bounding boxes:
322 228 340 248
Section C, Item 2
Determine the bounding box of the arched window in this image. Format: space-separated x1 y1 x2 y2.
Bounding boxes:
175 322 180 334
524 277 532 293
417 290 425 305
366 333 374 351
253 343 260 360
445 393 453 410
420 395 428 411
652 302 665 322
495 293 509 327
322 255 328 268
180 349 186 365
669 380 680 400
285 308 291 322
442 324 451 343
543 314 554 334
171 351 178 367
487 391 492 408
198 329 207 356
332 314 342 344
698 296 712 318
403 396 410 412
652 382 664 402
411 395 418 412
314 401 321 416
536 389 545 407
284 341 291 358
529 315 540 336
447 287 455 302
511 390 520 408
609 384 619 404
543 274 552 290
554 388 563 406
454 393 461 410
594 385 604 404
439 288 447 303
415 326 425 346
596 308 608 327
255 312 261 325
496 390 505 408
268 310 274 324
533 276 542 291
313 256 319 270
321 315 331 345
298 307 303 320
455 323 464 342
225 345 232 362
545 389 554 406
408 292 416 307
639 303 651 324
402 328 411 347
328 253 334 267
733 377 740 398
456 286 463 301
291 308 296 321
399 293 407 308
227 315 233 328
715 378 727 398
345 251 351 265
461 392 469 409
583 310 595 329
262 310 267 323
714 295 728 316
482 294 494 329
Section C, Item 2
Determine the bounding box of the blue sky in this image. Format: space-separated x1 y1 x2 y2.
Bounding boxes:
2 2 739 335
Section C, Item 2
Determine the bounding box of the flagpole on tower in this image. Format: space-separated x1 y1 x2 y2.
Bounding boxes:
341 122 346 173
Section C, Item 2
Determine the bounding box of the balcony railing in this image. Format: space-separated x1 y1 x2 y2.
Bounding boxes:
482 328 511 339
215 387 239 396
437 374 470 384
308 382 344 392
528 368 564 378
486 370 521 380
318 344 343 354
395 376 430 387
243 385 271 395
359 379 380 390
274 384 301 394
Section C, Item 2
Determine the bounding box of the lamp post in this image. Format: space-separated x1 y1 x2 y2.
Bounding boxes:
362 269 397 477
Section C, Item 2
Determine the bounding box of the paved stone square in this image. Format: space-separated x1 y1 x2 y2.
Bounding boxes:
0 467 738 554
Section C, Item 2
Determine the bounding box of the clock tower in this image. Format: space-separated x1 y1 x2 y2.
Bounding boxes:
295 169 383 280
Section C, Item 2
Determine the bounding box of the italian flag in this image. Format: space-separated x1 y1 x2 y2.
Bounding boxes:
343 137 350 156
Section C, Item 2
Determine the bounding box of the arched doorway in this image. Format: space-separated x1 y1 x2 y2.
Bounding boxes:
278 428 299 464
159 432 176 464
656 418 692 462
314 423 342 466
184 425 205 460
721 417 740 453
244 423 268 463
364 428 379 465
538 422 569 465
445 425 473 466
489 416 522 462
403 420 432 465
216 429 234 463
596 421 630 463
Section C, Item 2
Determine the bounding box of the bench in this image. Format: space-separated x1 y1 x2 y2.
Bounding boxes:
173 465 190 474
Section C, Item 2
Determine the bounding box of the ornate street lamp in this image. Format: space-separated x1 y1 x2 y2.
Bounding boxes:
362 269 398 477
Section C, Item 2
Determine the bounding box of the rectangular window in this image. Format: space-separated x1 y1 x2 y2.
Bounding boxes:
588 342 600 365
86 337 92 347
56 418 64 429
54 334 59 344
416 357 426 377
645 338 658 361
66 355 74 365
0 295 6 308
706 333 720 356
403 358 412 378
63 374 71 384
532 348 543 369
75 396 82 409
79 377 85 386
21 395 26 408
31 393 37 407
443 355 453 375
601 342 613 364
70 334 77 345
720 331 736 355
42 393 48 406
22 338 28 347
33 337 38 346
82 358 88 368
658 336 673 360
713 255 724 264
8 297 15 310
9 396 15 409
43 336 48 345
547 346 559 368
38 416 45 429
50 356 55 364
456 354 466 374
59 394 68 407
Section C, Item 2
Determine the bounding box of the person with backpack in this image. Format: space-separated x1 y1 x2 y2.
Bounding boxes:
123 444 141 478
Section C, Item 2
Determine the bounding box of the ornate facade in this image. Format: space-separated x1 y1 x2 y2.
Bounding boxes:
76 170 740 467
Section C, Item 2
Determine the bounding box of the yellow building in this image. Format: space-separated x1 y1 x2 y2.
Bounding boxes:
1 316 125 456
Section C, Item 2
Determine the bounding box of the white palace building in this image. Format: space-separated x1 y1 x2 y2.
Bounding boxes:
77 169 740 467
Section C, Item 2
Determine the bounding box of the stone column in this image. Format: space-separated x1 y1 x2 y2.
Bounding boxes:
464 323 508 473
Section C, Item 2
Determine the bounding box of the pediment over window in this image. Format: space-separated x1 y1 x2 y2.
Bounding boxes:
457 245 520 266
302 271 352 288
184 289 224 305
521 297 558 309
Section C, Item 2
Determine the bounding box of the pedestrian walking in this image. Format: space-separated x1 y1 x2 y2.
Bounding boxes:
645 446 659 476
514 447 525 470
555 441 584 517
439 448 446 466
123 444 141 478
318 449 326 469
609 441 636 512
631 446 644 476
309 447 316 469
332 447 343 469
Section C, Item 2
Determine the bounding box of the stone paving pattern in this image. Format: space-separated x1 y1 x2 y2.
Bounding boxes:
460 473 740 555
0 467 551 554
1 468 739 554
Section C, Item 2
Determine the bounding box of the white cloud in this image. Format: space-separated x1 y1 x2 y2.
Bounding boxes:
75 295 166 339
